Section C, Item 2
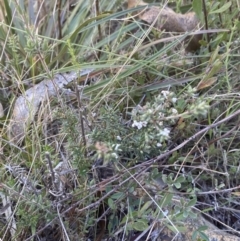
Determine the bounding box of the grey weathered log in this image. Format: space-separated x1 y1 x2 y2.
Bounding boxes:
8 69 93 144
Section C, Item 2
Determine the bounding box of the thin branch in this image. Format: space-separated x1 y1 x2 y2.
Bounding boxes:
202 0 211 52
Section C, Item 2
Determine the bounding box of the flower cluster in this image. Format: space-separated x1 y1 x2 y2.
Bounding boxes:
131 88 209 154
131 90 179 154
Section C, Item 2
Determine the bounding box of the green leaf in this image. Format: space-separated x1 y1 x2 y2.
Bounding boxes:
161 174 167 184
174 182 181 189
159 192 173 208
175 211 185 220
210 2 232 14
204 59 223 80
166 224 186 233
132 220 149 231
210 45 220 63
192 228 209 241
110 192 124 200
108 198 114 209
139 200 153 216
175 175 185 183
197 225 208 232
3 0 14 33
192 0 202 19
186 197 197 207
192 229 197 240
183 210 190 218
199 231 210 241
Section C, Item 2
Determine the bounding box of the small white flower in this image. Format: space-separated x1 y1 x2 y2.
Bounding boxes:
111 153 118 159
172 97 177 103
171 108 178 114
157 143 162 147
132 120 147 130
161 90 170 99
159 112 165 118
147 109 153 114
159 128 170 138
114 144 121 151
116 136 122 141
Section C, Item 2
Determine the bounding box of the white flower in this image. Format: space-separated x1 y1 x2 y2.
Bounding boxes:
171 108 178 114
111 153 118 159
132 120 147 130
172 97 177 103
157 143 162 147
116 136 122 141
114 144 121 151
159 128 170 138
159 112 165 118
161 90 170 99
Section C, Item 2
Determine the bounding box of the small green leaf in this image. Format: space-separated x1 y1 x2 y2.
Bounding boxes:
162 174 167 183
210 45 220 63
120 215 128 225
132 220 149 231
166 224 186 233
192 0 202 19
159 192 173 208
192 230 198 240
205 59 223 80
108 198 114 209
199 231 210 241
174 182 181 189
197 225 208 232
190 211 198 219
186 197 197 207
210 2 232 14
139 201 153 216
183 210 189 218
175 175 185 183
110 192 124 200
175 211 185 220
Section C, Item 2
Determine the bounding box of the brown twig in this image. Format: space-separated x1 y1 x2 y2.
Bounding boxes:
95 0 102 59
74 80 87 157
202 0 211 52
57 0 62 39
